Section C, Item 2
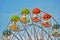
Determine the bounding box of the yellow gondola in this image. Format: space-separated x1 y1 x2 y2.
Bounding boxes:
20 16 30 23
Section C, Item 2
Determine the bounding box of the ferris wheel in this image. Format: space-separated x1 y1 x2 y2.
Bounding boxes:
1 8 60 40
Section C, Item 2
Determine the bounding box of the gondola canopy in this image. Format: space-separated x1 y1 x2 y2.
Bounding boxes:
3 29 12 38
32 8 41 15
21 8 30 16
43 13 51 21
10 14 19 22
52 24 60 30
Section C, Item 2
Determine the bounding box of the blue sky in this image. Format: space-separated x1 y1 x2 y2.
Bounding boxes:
0 0 60 39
